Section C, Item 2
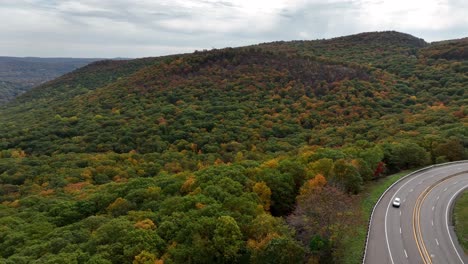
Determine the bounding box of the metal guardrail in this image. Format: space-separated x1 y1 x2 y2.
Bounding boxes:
362 160 468 264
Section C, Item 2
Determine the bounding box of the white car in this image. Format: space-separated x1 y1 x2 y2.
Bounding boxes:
392 197 401 208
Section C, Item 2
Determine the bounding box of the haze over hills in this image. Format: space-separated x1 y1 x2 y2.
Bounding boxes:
0 57 100 104
0 31 466 263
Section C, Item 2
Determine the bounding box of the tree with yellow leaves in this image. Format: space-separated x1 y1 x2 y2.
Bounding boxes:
253 181 272 211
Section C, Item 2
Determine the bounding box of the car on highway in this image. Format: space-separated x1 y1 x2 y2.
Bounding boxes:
392 197 401 208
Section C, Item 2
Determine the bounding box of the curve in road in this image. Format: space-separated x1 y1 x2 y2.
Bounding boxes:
364 162 468 264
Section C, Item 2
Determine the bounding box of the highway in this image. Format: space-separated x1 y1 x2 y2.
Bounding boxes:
364 162 468 264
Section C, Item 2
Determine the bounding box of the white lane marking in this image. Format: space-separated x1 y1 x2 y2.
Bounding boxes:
446 185 467 264
432 206 435 211
404 249 408 258
410 188 413 192
432 220 434 226
385 201 396 264
400 227 402 234
400 211 402 216
383 168 455 264
454 181 458 185
437 196 440 200
444 187 448 191
403 199 406 203
436 238 439 246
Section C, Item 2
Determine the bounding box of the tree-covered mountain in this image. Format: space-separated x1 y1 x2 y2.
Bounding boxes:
0 31 466 264
0 57 100 104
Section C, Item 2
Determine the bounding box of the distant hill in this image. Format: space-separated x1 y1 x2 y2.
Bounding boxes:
0 80 28 104
0 31 466 264
425 37 468 60
0 56 100 104
2 31 465 157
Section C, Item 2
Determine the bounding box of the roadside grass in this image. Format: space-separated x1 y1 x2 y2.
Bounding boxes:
341 169 415 264
453 190 468 254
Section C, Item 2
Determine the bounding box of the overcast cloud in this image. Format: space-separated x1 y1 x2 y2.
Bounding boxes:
0 0 467 58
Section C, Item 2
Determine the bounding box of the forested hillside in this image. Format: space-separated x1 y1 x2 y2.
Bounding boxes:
0 31 466 264
0 57 99 104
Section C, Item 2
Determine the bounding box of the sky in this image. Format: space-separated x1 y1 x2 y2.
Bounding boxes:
0 0 467 58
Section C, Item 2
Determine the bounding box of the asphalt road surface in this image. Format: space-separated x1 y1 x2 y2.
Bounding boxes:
364 162 468 264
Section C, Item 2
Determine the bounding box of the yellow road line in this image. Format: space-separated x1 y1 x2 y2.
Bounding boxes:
413 186 430 264
412 175 461 264
418 187 433 263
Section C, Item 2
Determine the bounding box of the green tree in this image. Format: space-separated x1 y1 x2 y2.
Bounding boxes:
106 197 133 217
383 141 430 172
260 169 296 216
250 237 304 264
434 138 465 162
333 159 363 194
213 216 243 261
306 158 334 179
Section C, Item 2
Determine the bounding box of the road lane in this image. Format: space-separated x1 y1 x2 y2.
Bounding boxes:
364 162 468 264
420 174 468 263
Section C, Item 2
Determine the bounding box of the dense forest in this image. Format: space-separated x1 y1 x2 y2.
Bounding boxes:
0 57 99 104
0 31 466 263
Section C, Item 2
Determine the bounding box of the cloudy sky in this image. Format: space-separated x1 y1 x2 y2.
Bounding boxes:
0 0 467 58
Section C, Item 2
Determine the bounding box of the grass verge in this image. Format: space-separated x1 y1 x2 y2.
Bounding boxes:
453 190 468 254
341 169 415 264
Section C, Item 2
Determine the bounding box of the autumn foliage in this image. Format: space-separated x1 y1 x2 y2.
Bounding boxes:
0 31 466 263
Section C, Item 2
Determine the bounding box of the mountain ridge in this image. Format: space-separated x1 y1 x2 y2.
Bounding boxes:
0 31 466 264
2 31 466 157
